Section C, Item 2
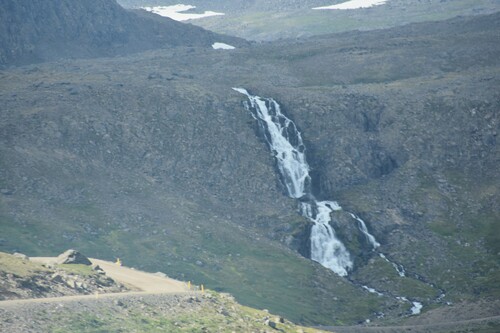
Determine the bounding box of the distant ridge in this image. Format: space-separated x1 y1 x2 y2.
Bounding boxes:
0 0 245 67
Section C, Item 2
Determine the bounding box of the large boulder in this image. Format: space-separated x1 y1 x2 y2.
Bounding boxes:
13 252 29 260
56 249 92 265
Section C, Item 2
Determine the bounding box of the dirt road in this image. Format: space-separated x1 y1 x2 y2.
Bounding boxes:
29 257 188 294
89 259 188 293
2 258 498 333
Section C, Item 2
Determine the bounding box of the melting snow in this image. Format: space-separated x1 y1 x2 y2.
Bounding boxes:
212 42 235 50
313 0 389 10
142 4 224 21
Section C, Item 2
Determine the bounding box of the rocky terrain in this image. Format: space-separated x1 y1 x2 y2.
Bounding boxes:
0 291 332 333
118 0 500 40
1 253 497 332
0 0 244 67
0 251 329 333
0 0 499 328
0 251 126 300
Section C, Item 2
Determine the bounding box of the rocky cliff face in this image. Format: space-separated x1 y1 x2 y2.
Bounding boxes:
0 0 243 67
233 14 499 301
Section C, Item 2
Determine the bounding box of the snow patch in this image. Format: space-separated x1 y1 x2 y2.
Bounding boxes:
142 4 224 21
212 42 235 50
313 0 389 10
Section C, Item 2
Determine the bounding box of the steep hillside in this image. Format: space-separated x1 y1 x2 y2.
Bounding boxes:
0 0 243 67
0 9 499 327
0 53 398 324
226 13 500 304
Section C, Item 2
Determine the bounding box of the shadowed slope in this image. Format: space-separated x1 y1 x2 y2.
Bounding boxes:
0 0 244 67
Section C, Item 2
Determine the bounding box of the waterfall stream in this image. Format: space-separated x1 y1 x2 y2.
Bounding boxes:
233 88 425 314
233 88 361 276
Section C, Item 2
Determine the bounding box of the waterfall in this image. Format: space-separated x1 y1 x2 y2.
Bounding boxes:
350 213 380 249
233 88 430 315
379 253 406 277
233 88 353 276
232 88 310 199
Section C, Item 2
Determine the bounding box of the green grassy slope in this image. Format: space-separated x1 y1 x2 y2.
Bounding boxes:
1 10 499 327
186 0 500 40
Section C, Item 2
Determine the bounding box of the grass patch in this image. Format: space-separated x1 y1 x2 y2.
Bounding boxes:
197 0 500 40
48 290 334 333
0 252 48 277
352 255 439 301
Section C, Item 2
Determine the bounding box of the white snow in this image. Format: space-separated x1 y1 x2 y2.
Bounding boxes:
212 42 235 50
313 0 389 10
142 4 224 21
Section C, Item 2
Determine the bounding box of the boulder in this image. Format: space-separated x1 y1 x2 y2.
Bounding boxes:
91 264 103 272
56 249 92 265
13 252 29 260
265 319 277 329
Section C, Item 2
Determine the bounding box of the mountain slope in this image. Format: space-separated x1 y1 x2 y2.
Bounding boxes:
0 0 244 67
0 252 330 333
119 0 500 40
0 10 499 326
0 57 397 324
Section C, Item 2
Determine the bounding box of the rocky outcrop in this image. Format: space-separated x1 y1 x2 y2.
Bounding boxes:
56 249 92 265
0 252 126 300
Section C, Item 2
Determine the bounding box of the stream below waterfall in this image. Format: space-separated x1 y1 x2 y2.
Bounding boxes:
234 88 430 315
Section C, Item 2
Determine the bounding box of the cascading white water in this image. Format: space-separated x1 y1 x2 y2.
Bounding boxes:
232 88 309 199
302 201 353 276
233 88 353 276
379 253 406 277
350 213 380 249
233 88 428 314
